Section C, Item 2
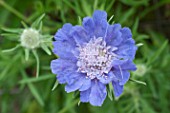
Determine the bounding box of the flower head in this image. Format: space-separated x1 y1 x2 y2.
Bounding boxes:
20 28 41 49
51 10 137 106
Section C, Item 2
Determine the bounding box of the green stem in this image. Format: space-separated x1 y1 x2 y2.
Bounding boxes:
32 50 40 78
0 0 29 23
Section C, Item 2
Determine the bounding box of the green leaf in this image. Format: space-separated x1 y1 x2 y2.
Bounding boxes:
20 69 44 106
2 44 21 53
136 43 143 47
41 44 51 55
32 50 40 78
132 18 139 35
19 74 55 84
51 80 59 91
129 78 147 86
24 49 30 61
108 83 113 101
108 15 114 24
21 21 28 28
81 0 91 16
31 13 45 29
1 27 23 34
120 0 148 6
78 16 82 25
106 0 115 12
147 40 168 66
119 7 135 24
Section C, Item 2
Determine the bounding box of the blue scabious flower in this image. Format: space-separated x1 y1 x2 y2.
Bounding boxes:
51 10 137 106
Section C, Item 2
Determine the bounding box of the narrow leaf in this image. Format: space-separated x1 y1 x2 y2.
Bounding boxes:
129 78 147 86
32 50 40 78
24 49 30 61
41 44 51 55
2 44 21 53
51 80 59 91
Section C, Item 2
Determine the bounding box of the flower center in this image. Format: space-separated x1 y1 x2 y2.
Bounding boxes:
20 28 40 49
77 37 116 79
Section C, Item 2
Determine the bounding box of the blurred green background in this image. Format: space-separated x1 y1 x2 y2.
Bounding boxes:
0 0 170 113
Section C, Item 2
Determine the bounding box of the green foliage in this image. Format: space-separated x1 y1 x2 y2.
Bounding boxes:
0 0 170 113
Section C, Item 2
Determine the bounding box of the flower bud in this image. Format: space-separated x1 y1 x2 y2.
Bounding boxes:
20 28 41 49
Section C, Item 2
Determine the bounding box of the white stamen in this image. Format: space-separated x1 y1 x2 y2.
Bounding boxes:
76 37 115 79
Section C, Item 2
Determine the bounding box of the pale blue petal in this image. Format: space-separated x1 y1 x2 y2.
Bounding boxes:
112 69 130 85
115 38 137 60
105 24 122 46
79 78 91 91
50 59 77 75
65 75 84 93
82 17 95 38
80 88 91 102
70 26 90 45
53 41 77 60
97 71 117 84
89 81 107 106
93 10 107 24
54 23 75 45
112 81 124 97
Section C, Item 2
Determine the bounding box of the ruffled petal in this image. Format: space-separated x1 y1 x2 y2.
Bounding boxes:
70 26 90 45
112 69 130 85
93 10 107 24
112 81 124 97
89 81 107 106
92 10 108 38
115 38 137 60
79 78 91 91
97 71 116 84
65 75 84 93
112 58 128 66
80 88 91 102
50 59 77 75
105 24 122 46
120 27 132 42
82 17 95 38
54 23 75 45
56 73 66 84
53 41 77 60
114 60 137 71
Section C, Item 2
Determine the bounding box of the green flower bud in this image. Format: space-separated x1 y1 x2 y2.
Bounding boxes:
20 28 41 49
134 64 147 77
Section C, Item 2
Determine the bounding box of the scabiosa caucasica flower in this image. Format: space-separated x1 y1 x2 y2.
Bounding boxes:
51 10 137 106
